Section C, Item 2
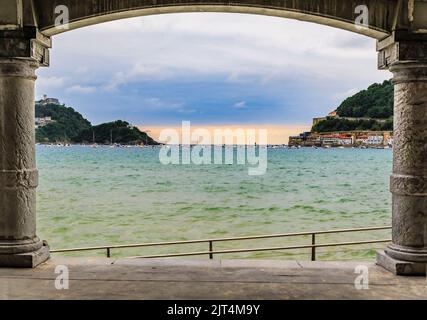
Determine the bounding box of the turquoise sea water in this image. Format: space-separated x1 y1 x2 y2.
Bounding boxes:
36 146 392 260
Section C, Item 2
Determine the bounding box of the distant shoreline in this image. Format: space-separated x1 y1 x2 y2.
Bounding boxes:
36 143 392 149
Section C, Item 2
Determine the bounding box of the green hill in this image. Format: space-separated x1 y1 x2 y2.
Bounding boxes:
35 103 92 142
336 80 393 118
35 102 158 145
312 80 394 133
312 117 393 132
75 120 158 145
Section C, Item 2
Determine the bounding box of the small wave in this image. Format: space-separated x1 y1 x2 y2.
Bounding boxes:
205 206 232 212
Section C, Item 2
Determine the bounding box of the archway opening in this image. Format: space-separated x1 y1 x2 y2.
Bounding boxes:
35 12 392 260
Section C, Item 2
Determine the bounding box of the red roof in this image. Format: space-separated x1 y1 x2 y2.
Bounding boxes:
322 134 351 139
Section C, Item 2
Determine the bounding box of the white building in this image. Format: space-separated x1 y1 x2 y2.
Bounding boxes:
35 117 55 128
356 135 369 144
367 135 384 145
320 135 352 146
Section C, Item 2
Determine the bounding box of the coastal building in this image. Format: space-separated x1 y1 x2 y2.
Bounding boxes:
328 110 338 117
292 107 393 147
367 134 384 145
289 130 393 148
355 135 369 145
35 116 55 128
319 135 337 146
288 132 320 147
288 136 303 146
320 134 352 146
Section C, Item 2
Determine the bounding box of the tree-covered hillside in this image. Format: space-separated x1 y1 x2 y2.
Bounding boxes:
336 80 393 118
312 117 393 132
35 102 158 144
36 103 92 142
312 80 394 133
74 120 159 145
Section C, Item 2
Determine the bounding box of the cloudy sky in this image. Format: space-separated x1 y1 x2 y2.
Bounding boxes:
36 12 391 142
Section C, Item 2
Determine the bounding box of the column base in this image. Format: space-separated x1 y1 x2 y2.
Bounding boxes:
376 250 427 276
0 242 50 268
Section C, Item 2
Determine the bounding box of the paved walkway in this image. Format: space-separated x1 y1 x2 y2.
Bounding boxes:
0 257 426 299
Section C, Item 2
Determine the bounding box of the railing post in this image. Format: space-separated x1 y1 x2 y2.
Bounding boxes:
311 234 316 261
107 248 111 258
209 241 213 259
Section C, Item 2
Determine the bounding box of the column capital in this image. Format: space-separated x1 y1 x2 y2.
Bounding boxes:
0 58 38 80
377 31 427 70
0 27 51 67
389 62 427 84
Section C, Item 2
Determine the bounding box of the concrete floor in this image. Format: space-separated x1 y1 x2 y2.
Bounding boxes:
0 257 426 299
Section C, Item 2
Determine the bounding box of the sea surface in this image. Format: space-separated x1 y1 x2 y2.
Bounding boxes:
36 145 392 260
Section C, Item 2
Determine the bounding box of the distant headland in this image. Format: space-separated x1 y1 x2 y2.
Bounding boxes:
35 96 159 145
289 80 394 148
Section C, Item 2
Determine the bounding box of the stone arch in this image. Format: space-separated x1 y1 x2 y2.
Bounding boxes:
0 0 427 274
36 1 395 39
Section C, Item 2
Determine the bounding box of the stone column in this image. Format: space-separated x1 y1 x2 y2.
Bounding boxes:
0 58 49 267
0 30 51 267
376 33 427 275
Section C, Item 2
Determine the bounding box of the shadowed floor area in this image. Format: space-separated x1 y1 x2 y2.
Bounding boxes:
0 257 426 299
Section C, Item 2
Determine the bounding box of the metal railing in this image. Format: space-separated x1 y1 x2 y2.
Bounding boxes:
51 225 391 261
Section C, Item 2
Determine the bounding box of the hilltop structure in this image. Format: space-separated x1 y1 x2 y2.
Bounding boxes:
37 94 60 106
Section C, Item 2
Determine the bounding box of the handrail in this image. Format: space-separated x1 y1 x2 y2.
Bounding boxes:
51 225 391 261
128 239 391 259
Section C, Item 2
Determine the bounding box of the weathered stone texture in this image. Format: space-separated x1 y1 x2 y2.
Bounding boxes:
0 29 51 66
0 58 48 266
392 65 427 178
376 251 427 275
390 195 427 250
34 0 400 38
379 61 427 267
